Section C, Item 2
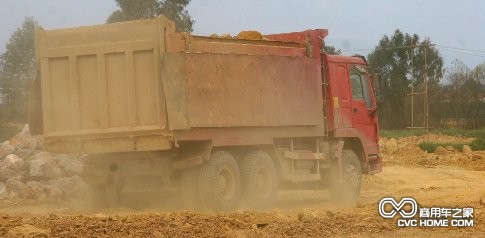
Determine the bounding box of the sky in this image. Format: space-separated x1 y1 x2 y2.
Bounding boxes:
1 0 484 69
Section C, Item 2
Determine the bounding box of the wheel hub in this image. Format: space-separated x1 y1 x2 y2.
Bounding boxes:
218 166 236 201
257 167 272 197
344 165 360 189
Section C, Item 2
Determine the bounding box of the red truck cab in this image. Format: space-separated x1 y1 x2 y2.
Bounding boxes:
325 54 382 173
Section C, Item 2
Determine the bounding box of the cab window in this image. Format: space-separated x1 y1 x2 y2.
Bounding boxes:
350 74 364 100
361 74 372 108
350 67 372 108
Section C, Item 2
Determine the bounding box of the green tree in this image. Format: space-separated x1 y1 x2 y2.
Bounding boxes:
442 60 485 129
107 0 194 32
0 17 38 123
367 29 444 129
324 45 341 55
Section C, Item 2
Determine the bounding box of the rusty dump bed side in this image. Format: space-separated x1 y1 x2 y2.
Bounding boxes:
163 33 325 127
163 29 327 145
36 16 327 153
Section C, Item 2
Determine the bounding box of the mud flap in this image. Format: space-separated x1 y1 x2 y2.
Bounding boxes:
172 141 212 170
367 154 382 174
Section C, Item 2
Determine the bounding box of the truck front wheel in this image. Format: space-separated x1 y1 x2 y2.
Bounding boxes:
329 150 362 204
198 151 241 211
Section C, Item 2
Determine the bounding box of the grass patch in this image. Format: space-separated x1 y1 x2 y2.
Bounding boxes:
379 129 428 138
469 139 485 151
437 128 485 138
418 142 466 153
381 128 485 139
418 140 485 152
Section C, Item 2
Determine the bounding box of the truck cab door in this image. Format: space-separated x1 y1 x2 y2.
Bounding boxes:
329 64 352 128
349 65 378 154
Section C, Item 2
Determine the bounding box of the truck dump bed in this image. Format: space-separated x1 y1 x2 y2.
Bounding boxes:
34 16 327 154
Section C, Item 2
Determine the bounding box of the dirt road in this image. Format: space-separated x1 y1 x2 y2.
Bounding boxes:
0 164 484 237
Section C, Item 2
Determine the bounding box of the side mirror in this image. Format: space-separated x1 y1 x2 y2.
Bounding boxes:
377 95 384 104
372 73 384 104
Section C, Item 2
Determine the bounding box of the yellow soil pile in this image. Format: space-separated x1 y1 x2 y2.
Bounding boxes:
236 31 264 40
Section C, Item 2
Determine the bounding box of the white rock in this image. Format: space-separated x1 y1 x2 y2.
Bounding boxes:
5 178 33 199
445 146 455 152
462 145 472 154
47 176 86 199
0 168 25 183
44 184 63 199
15 149 32 160
28 152 63 180
0 143 15 159
385 138 399 154
26 181 46 200
21 124 29 134
29 151 52 161
434 146 448 155
55 154 83 176
9 124 43 150
1 154 26 171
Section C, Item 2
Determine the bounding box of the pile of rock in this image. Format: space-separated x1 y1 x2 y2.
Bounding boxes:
0 125 86 200
380 137 427 156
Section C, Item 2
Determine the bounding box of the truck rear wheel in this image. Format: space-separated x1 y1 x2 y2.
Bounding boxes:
329 150 362 204
239 151 277 208
198 151 241 211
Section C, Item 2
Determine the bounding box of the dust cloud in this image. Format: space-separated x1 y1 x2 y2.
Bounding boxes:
0 128 484 237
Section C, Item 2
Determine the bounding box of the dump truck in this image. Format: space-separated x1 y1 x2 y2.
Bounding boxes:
29 16 381 210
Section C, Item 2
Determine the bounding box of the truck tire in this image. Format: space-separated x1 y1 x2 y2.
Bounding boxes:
180 167 201 209
239 151 277 208
329 150 362 204
198 151 241 211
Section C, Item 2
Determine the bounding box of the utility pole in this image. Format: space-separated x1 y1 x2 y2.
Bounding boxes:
406 43 434 141
410 38 414 132
424 45 430 140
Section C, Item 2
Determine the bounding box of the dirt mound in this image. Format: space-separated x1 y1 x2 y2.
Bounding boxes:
380 134 475 154
0 209 409 237
0 202 482 237
237 31 264 40
380 134 485 170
